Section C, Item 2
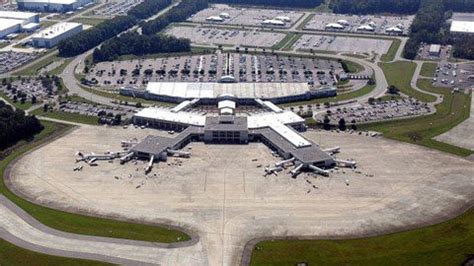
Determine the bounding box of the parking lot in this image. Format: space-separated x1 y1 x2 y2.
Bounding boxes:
0 77 57 103
91 0 144 17
303 13 414 35
314 98 433 124
188 5 304 28
0 51 40 74
167 25 286 48
87 53 341 86
56 101 131 119
433 62 474 89
293 34 393 55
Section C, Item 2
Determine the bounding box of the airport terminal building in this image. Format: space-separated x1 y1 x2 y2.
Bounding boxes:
131 97 336 172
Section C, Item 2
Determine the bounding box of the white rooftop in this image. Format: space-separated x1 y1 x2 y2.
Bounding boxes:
134 107 206 126
17 0 77 4
146 82 310 100
33 22 82 40
0 11 37 20
450 20 474 34
0 18 23 31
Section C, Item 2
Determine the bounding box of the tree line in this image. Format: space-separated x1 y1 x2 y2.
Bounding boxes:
93 33 191 62
444 0 474 12
58 0 172 57
142 0 209 35
93 0 208 62
210 0 322 9
329 0 420 14
0 101 43 150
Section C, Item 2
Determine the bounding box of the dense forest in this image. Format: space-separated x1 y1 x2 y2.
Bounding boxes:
92 33 191 62
142 0 208 35
210 0 323 9
58 0 171 57
444 0 474 12
0 101 43 150
452 36 474 59
329 0 420 14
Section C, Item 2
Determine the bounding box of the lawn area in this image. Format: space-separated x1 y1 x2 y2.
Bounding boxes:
70 17 107 26
420 62 438 77
343 60 364 73
296 13 315 30
379 61 437 103
361 79 472 157
280 82 375 107
0 91 33 111
0 121 191 246
0 238 109 266
380 38 401 62
250 208 474 266
32 108 99 125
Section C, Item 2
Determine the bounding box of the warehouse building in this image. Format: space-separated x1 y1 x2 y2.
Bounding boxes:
32 22 82 48
429 44 441 56
17 0 94 12
0 18 24 39
0 11 40 39
0 11 39 24
450 20 474 35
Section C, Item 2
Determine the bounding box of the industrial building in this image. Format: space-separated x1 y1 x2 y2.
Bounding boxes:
120 82 337 104
17 0 94 12
32 22 83 48
450 20 474 35
0 18 24 39
429 44 441 56
0 11 40 39
131 97 338 175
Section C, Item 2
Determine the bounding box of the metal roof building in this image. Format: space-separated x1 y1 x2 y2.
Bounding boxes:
32 22 83 48
0 18 24 39
17 0 94 12
450 20 474 35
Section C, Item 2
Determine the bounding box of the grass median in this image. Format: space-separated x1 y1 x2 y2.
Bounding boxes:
32 108 99 125
0 121 191 247
250 208 474 265
380 38 401 62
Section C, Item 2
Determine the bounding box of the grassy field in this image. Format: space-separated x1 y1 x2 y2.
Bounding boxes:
361 79 472 157
32 108 99 125
343 60 364 73
420 62 438 77
380 38 401 62
250 208 474 266
0 121 191 246
280 82 375 107
379 61 437 103
0 238 109 266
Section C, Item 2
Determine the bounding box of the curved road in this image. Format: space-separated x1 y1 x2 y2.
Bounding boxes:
0 195 201 265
